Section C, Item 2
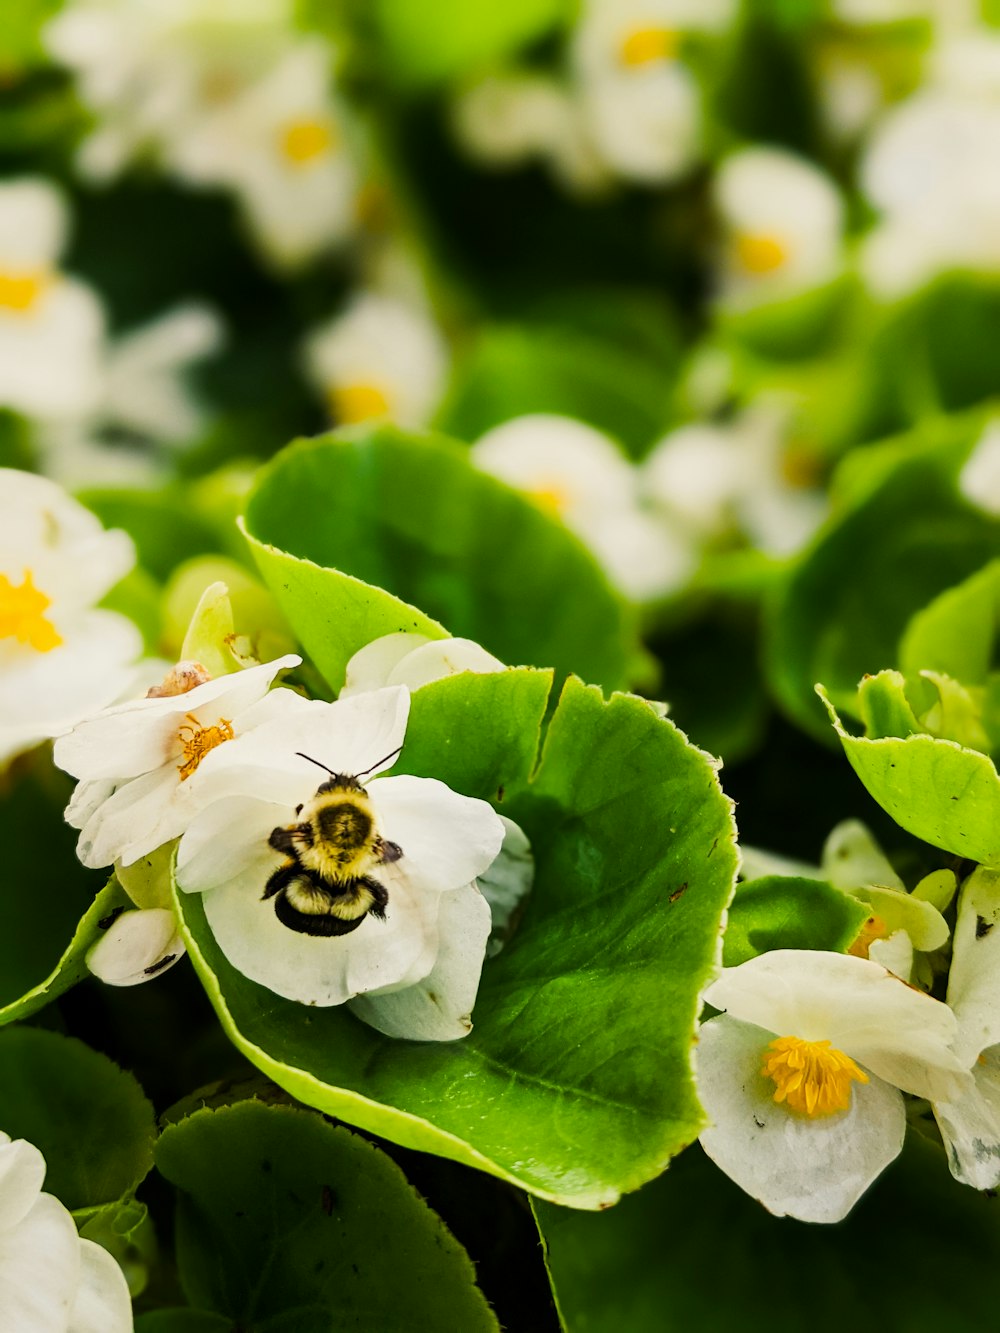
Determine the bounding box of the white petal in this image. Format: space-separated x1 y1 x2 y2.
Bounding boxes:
820 819 904 891
349 882 491 1040
705 950 970 1102
0 1192 81 1331
867 930 914 983
935 1048 1000 1191
946 867 1000 1065
385 638 506 690
697 1015 905 1224
340 633 433 697
200 853 440 1006
86 907 185 987
0 1137 46 1231
175 795 285 894
478 816 534 957
68 1239 132 1333
368 775 505 896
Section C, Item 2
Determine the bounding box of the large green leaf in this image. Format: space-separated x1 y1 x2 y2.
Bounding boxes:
723 875 867 967
173 675 737 1208
242 427 637 694
0 1027 155 1211
535 1133 1000 1333
899 558 1000 684
766 417 1000 739
155 1102 498 1331
821 687 1000 867
0 761 129 1022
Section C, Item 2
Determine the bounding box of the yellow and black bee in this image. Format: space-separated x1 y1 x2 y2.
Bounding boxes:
263 749 403 937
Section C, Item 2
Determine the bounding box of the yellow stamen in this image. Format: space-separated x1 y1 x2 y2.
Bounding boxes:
328 382 392 423
280 119 335 165
0 270 48 313
619 27 679 66
735 232 789 275
0 570 61 652
529 482 571 517
848 914 888 960
176 713 234 781
761 1035 868 1118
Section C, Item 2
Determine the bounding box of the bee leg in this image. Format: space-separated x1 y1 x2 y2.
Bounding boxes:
269 823 313 854
375 838 403 865
360 876 390 921
262 860 300 901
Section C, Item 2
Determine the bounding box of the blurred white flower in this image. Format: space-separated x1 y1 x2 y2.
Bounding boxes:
54 654 301 869
0 1130 132 1332
46 0 296 180
642 400 828 558
0 470 141 770
0 180 105 424
959 419 1000 515
171 39 359 267
860 33 1000 296
303 293 449 429
713 147 845 308
698 950 971 1223
340 632 505 699
175 685 506 1038
472 413 693 602
571 0 735 185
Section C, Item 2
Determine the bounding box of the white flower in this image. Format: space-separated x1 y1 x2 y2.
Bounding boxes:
54 654 301 869
713 147 845 308
932 867 1000 1190
698 950 971 1223
340 632 505 699
175 685 506 1038
0 1131 132 1332
0 180 105 423
959 419 1000 515
570 0 735 185
860 35 1000 297
472 414 693 602
642 401 828 559
170 39 359 268
303 293 449 430
87 845 186 987
0 470 142 769
45 0 297 181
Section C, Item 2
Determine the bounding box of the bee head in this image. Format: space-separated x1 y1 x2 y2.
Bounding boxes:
296 745 403 794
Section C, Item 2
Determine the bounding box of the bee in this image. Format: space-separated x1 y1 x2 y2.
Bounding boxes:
262 748 403 937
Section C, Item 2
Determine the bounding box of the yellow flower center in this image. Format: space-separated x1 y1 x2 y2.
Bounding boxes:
328 382 392 423
619 27 679 66
761 1035 868 1118
529 482 571 517
0 269 48 313
280 119 335 165
0 570 61 652
176 713 234 781
735 232 790 275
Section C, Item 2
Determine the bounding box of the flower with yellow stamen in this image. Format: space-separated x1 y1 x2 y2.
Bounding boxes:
697 949 971 1223
734 232 789 276
280 118 334 166
0 571 62 653
0 270 48 313
328 381 392 425
618 27 678 66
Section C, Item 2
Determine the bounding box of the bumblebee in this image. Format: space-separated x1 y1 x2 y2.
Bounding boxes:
263 749 403 937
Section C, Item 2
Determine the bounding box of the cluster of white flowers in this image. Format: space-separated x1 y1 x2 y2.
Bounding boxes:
453 0 736 193
0 178 221 486
0 1130 132 1331
46 0 361 269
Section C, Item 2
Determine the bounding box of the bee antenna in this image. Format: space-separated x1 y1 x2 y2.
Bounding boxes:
295 752 336 775
354 744 403 780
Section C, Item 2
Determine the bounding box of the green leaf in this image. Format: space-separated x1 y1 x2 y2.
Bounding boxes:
0 762 129 1023
534 1133 1000 1333
0 1027 155 1211
856 669 921 739
723 876 868 967
173 675 737 1208
436 323 675 457
367 0 569 89
821 686 1000 867
242 427 637 693
766 417 1000 739
899 558 1000 684
136 1313 233 1332
155 1101 498 1331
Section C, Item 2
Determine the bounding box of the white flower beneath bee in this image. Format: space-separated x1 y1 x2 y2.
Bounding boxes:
0 469 142 770
0 1130 132 1332
303 292 449 431
175 685 506 1039
54 654 301 870
698 950 971 1223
